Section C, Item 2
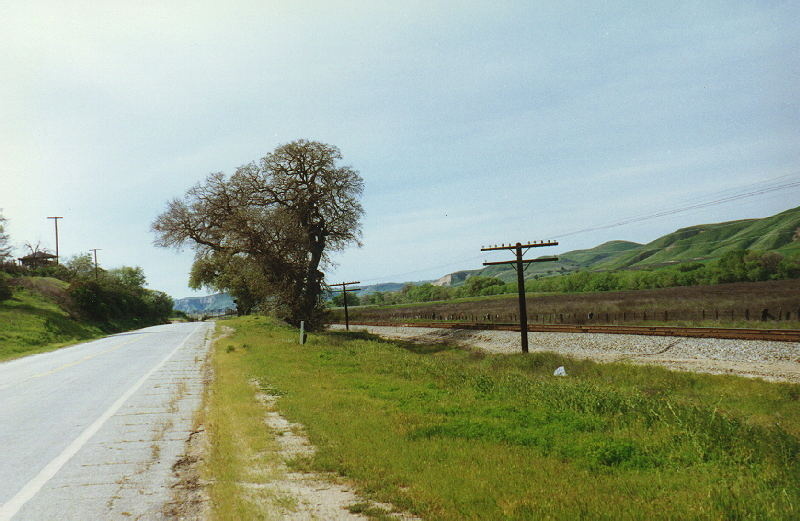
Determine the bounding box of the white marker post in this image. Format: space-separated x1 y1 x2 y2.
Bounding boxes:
299 321 305 344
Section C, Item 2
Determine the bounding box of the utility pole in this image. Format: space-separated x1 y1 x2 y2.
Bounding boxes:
90 248 102 281
333 281 361 331
47 217 63 264
481 241 558 353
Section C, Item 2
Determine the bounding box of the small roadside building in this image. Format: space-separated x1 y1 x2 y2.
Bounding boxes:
18 251 57 268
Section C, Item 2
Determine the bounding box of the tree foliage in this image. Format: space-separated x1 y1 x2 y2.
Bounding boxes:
152 140 364 328
68 266 172 324
108 266 146 288
330 292 361 307
64 253 95 279
0 211 11 262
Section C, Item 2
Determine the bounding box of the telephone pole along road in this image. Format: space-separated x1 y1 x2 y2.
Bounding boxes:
0 321 214 521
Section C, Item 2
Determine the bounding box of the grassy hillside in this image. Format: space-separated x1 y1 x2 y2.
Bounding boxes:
461 206 800 283
0 277 106 361
598 206 800 270
439 241 642 285
0 275 172 361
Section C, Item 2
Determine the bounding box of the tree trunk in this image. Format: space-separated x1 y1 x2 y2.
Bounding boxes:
296 234 325 330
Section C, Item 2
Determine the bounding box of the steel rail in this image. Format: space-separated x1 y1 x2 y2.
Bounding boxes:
332 321 800 342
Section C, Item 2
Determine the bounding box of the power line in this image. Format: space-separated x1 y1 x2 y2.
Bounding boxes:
343 175 800 285
551 177 800 239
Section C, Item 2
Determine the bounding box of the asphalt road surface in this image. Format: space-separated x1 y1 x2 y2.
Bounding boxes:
0 321 213 520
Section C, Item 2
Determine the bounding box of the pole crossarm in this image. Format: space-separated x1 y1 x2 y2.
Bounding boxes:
481 241 558 252
482 256 559 266
479 239 558 353
332 281 362 293
331 281 361 331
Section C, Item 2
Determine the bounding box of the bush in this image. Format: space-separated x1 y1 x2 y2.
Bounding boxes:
0 275 12 301
0 261 25 276
68 279 172 324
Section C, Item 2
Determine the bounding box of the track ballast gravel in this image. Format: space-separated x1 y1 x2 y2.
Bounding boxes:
330 324 800 383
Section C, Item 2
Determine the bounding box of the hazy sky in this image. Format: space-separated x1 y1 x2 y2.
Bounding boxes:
2 1 799 298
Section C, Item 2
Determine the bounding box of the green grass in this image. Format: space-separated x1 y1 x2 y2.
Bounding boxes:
0 279 167 362
0 285 105 361
205 326 285 520
214 316 800 520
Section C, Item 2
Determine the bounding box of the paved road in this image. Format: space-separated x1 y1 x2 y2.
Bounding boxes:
0 321 213 520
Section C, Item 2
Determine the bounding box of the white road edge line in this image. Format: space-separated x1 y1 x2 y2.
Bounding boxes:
0 323 206 521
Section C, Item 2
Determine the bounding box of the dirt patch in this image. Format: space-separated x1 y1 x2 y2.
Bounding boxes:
163 426 209 521
252 386 420 521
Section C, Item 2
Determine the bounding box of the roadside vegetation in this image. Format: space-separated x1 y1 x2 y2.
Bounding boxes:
208 316 800 520
204 323 290 520
0 252 173 361
354 249 800 307
0 277 107 361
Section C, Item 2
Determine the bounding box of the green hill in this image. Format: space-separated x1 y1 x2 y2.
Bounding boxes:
454 206 800 284
598 206 800 270
473 240 642 283
0 275 174 361
0 277 107 361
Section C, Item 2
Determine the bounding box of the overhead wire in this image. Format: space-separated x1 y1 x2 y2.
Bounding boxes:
345 173 800 285
550 176 800 239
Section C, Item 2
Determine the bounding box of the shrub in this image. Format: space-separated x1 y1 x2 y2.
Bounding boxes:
0 275 11 301
68 279 172 324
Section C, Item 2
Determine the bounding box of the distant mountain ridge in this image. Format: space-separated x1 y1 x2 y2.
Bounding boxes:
173 293 235 314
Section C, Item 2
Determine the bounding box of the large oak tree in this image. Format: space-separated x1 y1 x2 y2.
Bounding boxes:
152 140 363 328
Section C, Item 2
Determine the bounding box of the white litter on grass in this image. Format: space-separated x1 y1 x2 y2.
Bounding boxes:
553 366 567 376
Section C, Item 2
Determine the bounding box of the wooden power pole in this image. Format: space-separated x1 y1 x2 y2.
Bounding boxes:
333 281 361 331
90 248 102 280
481 241 558 353
47 216 63 264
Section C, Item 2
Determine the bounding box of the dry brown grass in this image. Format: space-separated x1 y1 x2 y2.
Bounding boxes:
339 280 800 325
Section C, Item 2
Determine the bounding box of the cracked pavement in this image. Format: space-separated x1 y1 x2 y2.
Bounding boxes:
0 322 213 520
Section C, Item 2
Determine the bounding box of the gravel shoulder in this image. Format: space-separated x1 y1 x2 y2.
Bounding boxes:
331 325 800 383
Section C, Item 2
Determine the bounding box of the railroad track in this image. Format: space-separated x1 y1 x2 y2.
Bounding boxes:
336 321 800 342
